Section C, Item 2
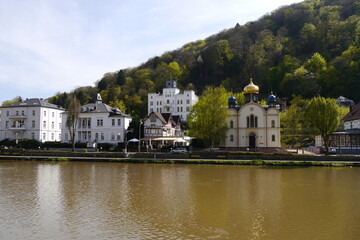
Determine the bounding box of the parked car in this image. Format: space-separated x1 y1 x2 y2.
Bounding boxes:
170 148 188 153
329 147 337 154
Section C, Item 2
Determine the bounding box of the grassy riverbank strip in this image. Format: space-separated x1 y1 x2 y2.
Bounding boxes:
0 155 359 167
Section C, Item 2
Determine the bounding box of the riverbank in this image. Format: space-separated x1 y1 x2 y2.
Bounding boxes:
0 153 359 167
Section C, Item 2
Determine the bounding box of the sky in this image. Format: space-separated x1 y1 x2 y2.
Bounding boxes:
0 0 303 104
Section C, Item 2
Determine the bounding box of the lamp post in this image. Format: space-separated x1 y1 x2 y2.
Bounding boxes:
138 120 143 152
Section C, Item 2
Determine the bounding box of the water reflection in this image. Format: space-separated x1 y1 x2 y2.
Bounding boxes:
0 162 359 239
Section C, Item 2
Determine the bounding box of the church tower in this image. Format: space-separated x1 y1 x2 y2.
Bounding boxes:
243 78 259 103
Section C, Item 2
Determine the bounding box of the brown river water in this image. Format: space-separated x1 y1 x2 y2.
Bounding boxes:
0 161 359 240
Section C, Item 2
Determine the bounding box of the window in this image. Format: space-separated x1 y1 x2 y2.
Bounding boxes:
97 119 103 126
112 119 115 126
272 135 276 142
95 133 99 141
101 133 104 140
150 116 156 122
32 110 35 116
230 120 234 128
230 135 234 142
150 108 153 112
51 133 54 140
16 111 19 116
32 121 35 128
59 123 61 129
6 111 9 116
186 107 189 112
167 99 170 104
43 121 46 128
44 111 46 116
117 133 121 140
150 101 153 106
31 132 35 139
271 120 275 128
21 110 25 116
51 122 54 129
186 99 190 104
43 133 46 140
247 115 258 128
65 133 68 141
5 121 9 128
118 119 121 126
52 112 55 117
111 133 115 140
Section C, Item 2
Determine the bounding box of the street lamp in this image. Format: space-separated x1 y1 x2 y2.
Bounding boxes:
138 120 143 152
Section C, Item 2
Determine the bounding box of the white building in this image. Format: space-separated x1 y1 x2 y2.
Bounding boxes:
0 98 64 142
61 94 132 145
223 79 281 149
148 80 198 121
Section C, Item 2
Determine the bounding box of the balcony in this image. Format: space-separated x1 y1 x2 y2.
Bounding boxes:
9 124 26 131
9 114 27 119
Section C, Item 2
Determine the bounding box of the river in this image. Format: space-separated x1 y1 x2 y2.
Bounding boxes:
0 161 359 239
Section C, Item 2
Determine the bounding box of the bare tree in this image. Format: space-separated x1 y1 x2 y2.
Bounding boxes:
66 96 81 151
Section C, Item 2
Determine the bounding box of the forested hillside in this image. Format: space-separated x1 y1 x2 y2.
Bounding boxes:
48 0 360 119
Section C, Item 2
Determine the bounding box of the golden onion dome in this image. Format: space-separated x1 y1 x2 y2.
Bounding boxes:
243 78 259 94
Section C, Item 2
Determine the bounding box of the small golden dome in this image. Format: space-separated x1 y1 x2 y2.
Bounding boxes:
243 78 259 94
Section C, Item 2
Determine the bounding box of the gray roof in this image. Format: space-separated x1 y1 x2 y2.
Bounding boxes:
80 100 131 118
0 98 64 110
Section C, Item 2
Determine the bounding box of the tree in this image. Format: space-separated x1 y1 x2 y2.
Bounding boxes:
304 97 340 155
280 96 310 148
2 96 22 106
187 87 229 149
66 96 81 152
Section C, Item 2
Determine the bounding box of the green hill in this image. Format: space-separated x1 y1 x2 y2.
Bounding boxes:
49 0 360 118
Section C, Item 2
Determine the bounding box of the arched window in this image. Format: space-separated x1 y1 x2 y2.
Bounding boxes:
230 120 234 128
248 115 258 128
230 135 234 142
271 120 275 128
272 135 276 142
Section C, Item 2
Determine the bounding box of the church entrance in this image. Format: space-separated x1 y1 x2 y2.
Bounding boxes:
249 133 256 148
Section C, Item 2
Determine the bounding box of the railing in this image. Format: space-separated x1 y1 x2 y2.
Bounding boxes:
9 124 26 130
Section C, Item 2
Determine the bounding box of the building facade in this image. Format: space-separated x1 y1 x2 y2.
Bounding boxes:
0 98 64 142
148 80 198 121
142 112 185 148
61 94 132 145
317 102 360 154
223 79 281 149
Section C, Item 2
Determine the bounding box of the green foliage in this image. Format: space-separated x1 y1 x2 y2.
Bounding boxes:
281 96 311 148
40 0 360 120
187 87 229 148
2 96 22 106
304 96 341 155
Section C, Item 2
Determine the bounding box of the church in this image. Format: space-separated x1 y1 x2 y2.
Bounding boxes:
223 79 281 149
